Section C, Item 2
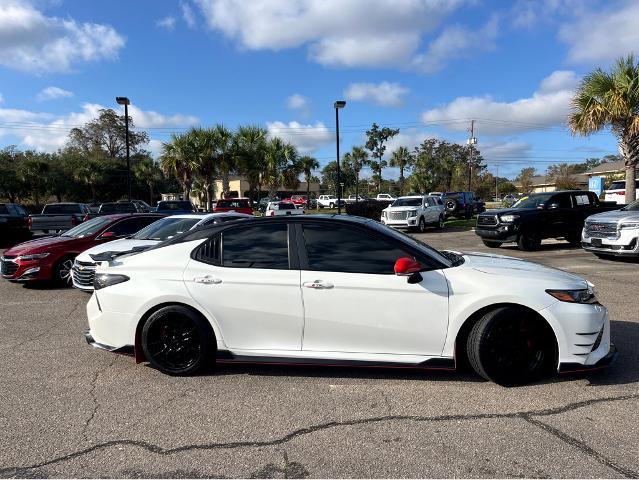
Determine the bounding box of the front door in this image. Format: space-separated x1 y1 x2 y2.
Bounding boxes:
298 223 449 356
184 223 304 351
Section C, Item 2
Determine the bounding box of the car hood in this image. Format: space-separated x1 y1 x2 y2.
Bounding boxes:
586 209 636 223
3 235 82 256
75 238 158 263
457 251 588 287
384 205 421 211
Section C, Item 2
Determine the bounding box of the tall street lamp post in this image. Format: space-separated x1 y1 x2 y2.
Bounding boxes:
116 96 131 201
334 100 346 214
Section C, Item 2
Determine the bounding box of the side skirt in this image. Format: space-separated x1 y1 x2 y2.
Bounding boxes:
215 350 456 371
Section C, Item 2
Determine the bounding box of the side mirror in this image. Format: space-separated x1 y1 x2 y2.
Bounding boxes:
547 203 560 210
394 257 423 283
100 231 115 238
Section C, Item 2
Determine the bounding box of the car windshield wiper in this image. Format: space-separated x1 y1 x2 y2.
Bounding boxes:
89 246 150 262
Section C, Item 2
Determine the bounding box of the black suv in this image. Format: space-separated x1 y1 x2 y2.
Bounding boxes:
443 192 485 219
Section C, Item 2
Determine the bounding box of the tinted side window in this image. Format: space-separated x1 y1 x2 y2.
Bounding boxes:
302 224 413 274
194 235 221 266
107 218 156 237
222 223 289 269
550 193 572 208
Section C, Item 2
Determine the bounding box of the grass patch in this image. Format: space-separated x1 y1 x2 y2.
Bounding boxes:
444 216 476 229
305 208 339 215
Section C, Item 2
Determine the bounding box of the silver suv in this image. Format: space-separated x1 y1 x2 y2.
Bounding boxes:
582 199 639 257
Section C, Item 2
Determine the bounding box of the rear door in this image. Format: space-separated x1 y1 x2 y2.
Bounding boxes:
298 222 449 356
183 222 304 351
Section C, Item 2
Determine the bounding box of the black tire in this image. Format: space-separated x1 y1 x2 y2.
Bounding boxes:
565 232 581 246
417 216 426 233
482 240 502 248
329 202 335 209
594 252 613 260
436 215 445 229
445 198 458 213
466 306 556 386
517 232 541 251
53 256 75 286
142 305 214 376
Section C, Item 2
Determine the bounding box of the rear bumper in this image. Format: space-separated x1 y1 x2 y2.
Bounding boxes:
84 330 133 355
559 343 618 373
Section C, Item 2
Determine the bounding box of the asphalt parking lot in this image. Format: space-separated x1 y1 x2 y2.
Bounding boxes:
1 228 638 478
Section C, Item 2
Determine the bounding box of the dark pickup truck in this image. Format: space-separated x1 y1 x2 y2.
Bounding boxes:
475 190 621 251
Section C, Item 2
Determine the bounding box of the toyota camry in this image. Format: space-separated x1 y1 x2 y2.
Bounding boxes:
85 215 616 385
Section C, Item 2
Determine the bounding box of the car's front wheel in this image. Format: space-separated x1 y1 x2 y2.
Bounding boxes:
482 240 502 248
466 306 556 386
142 305 214 376
53 256 75 286
517 231 541 251
417 217 426 233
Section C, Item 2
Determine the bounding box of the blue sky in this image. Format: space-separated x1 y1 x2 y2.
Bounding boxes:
0 0 636 180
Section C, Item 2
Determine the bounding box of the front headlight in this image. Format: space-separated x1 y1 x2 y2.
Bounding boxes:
499 214 519 223
17 252 50 261
94 273 130 290
408 209 418 217
381 211 387 218
546 287 597 304
619 222 639 229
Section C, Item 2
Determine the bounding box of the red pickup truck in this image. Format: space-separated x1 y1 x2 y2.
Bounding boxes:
213 198 254 215
281 195 307 208
1 214 163 285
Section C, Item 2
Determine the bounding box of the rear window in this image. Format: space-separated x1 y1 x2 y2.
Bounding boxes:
277 203 296 210
217 200 250 208
391 198 422 207
99 203 136 213
42 204 82 214
608 181 625 190
157 201 194 211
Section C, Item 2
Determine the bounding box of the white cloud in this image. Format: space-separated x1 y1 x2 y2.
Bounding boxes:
266 120 333 154
559 1 639 64
480 141 532 162
0 0 125 73
156 16 176 31
181 1 197 28
344 82 408 107
194 0 485 72
0 103 198 152
412 16 499 73
511 0 586 28
36 86 74 101
383 128 438 157
286 94 310 117
420 70 578 135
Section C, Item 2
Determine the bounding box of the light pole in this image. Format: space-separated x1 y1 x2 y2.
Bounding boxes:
467 119 477 192
334 100 346 214
116 96 131 201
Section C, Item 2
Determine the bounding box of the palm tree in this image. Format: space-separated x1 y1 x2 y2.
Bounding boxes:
213 124 234 197
343 146 367 202
133 157 162 205
389 146 413 195
189 127 219 211
160 132 195 200
569 55 639 203
297 156 319 202
264 137 297 197
235 125 267 200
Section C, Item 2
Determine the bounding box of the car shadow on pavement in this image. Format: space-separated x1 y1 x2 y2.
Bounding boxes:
499 242 581 252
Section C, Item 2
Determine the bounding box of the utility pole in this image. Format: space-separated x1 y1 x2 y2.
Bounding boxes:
467 120 476 191
495 165 499 201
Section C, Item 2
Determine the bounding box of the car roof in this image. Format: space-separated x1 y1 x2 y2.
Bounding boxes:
95 213 165 222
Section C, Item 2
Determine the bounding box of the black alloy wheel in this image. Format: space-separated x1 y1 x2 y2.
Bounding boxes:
467 306 556 386
54 256 75 286
142 305 213 376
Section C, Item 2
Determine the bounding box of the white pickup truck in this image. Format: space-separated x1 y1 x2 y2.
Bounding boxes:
29 203 90 235
317 195 344 208
381 195 446 232
264 201 304 216
582 199 639 257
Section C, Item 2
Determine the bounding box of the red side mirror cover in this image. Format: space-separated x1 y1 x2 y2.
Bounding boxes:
394 257 422 275
101 231 115 238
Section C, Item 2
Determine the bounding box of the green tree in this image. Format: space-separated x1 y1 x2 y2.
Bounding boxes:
546 163 580 190
497 181 518 195
18 152 50 206
297 155 320 201
234 125 267 200
160 132 195 200
0 146 26 203
212 124 234 197
321 160 356 193
365 123 399 193
133 157 163 205
516 167 536 194
264 137 297 197
569 55 639 202
343 146 367 200
389 146 413 195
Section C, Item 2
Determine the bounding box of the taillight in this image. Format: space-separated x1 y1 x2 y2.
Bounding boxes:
28 216 32 228
619 191 625 195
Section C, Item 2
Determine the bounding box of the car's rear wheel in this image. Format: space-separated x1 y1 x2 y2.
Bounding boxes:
142 305 214 376
466 306 556 386
53 256 75 286
436 215 445 229
482 240 502 248
417 217 426 233
329 202 335 208
517 232 541 251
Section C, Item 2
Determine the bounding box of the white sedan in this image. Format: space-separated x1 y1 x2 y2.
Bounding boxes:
72 212 252 291
85 216 616 385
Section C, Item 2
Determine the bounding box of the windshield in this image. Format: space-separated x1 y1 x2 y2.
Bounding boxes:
62 216 113 238
621 199 639 211
276 203 296 210
157 201 193 211
512 193 553 209
391 198 422 207
217 200 249 208
133 217 201 240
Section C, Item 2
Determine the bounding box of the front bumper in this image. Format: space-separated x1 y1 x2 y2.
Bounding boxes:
582 229 639 257
474 225 519 242
559 343 618 373
1 257 52 282
381 218 419 228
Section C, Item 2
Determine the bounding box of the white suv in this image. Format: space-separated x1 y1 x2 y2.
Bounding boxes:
376 193 396 201
381 195 445 232
604 179 639 204
317 195 340 208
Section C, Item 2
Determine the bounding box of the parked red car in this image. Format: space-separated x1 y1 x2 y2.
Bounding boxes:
281 195 307 208
213 198 254 215
1 214 163 285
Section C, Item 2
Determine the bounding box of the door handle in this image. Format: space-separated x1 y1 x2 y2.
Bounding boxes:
194 276 222 285
303 280 334 289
